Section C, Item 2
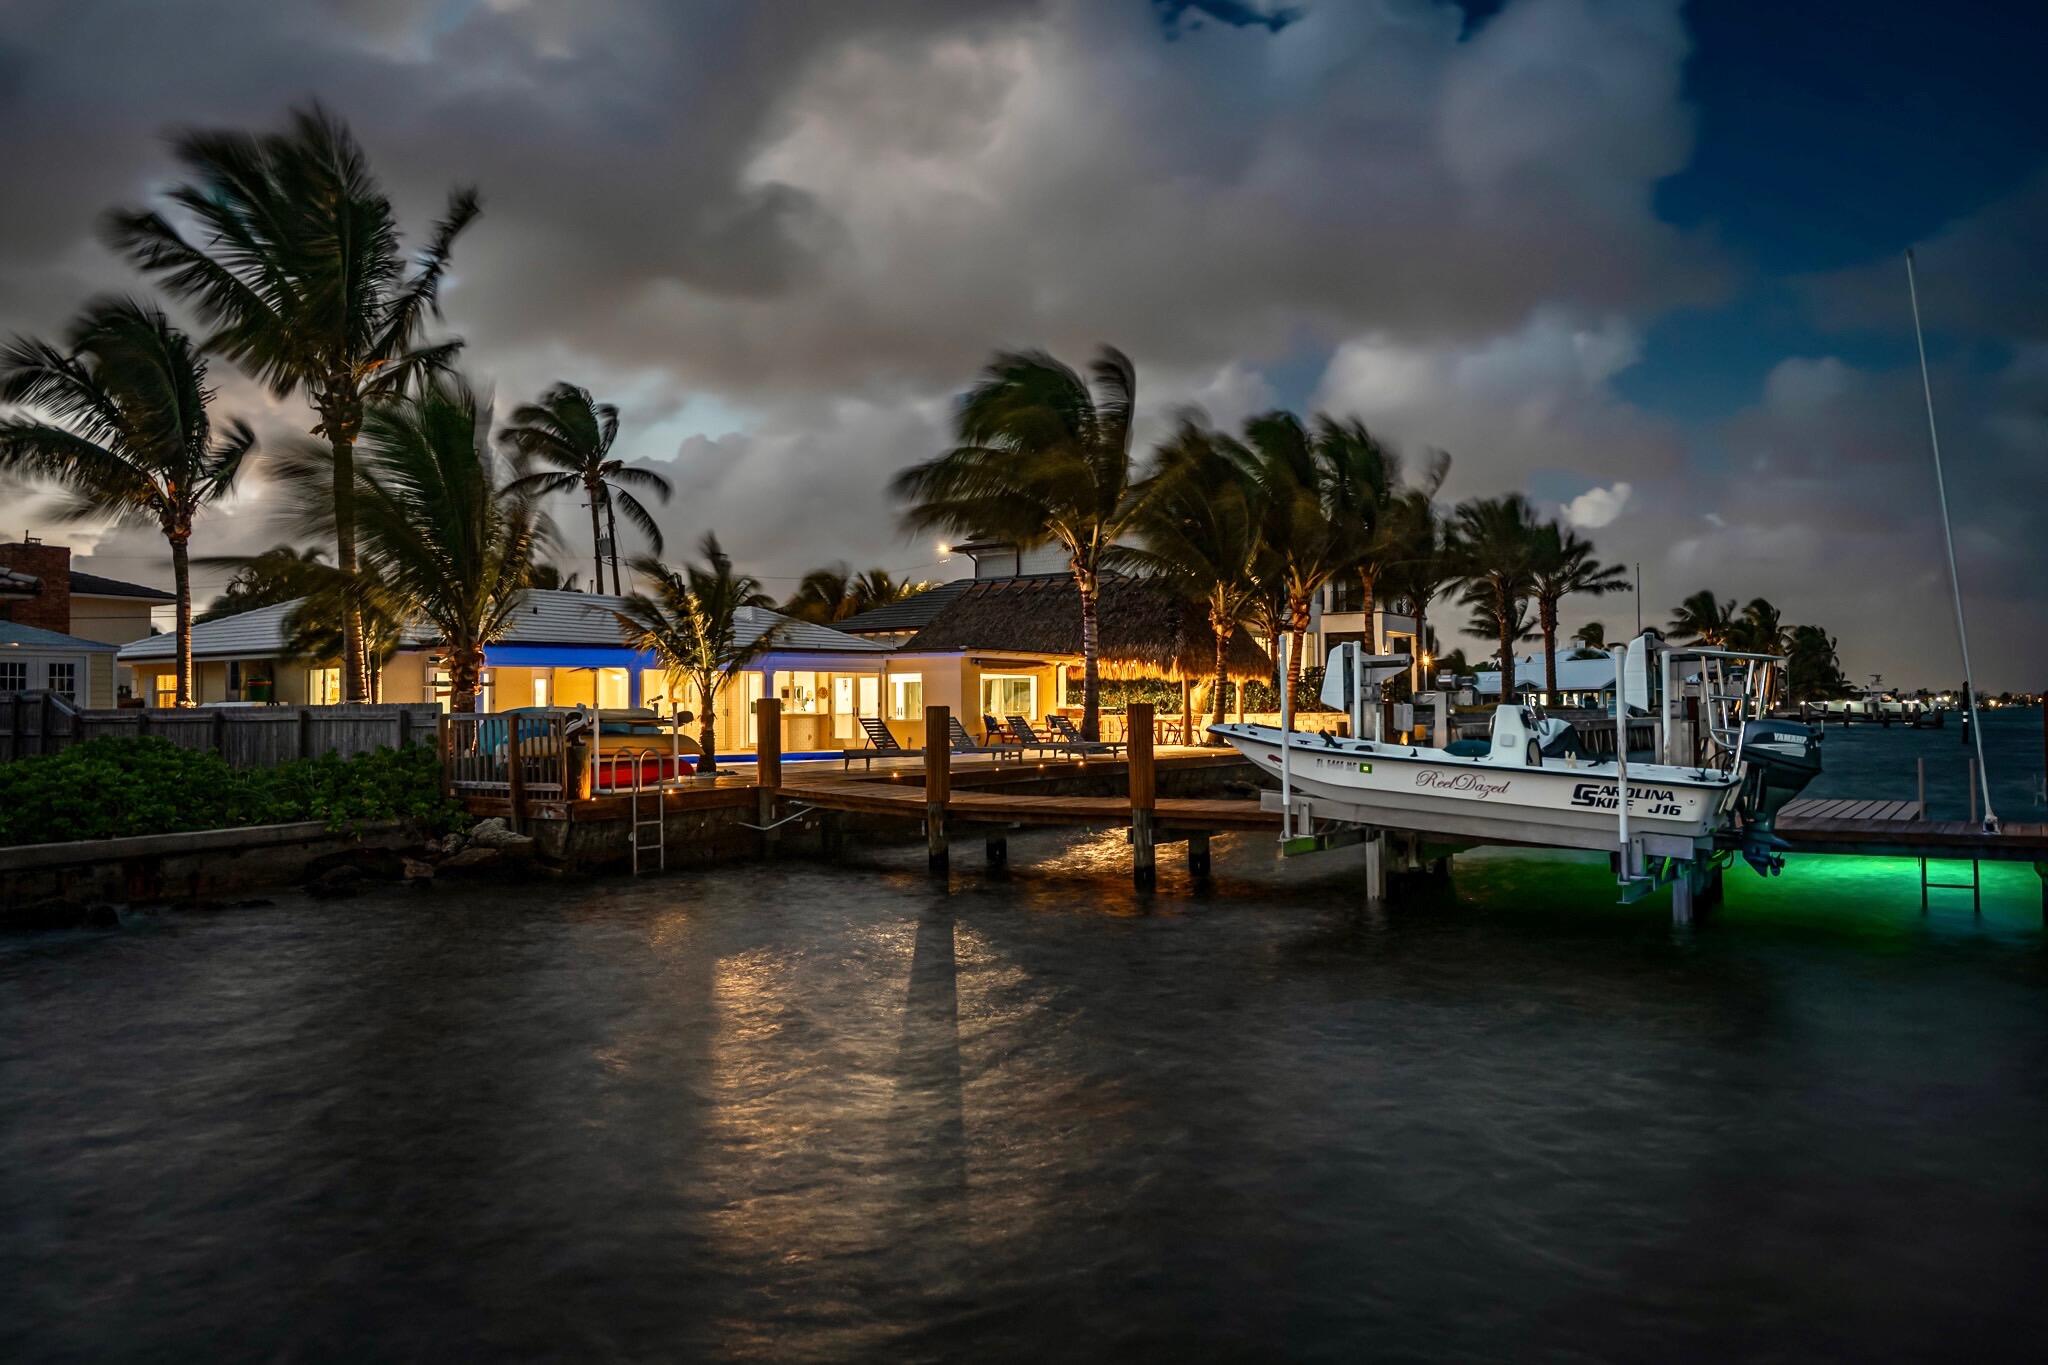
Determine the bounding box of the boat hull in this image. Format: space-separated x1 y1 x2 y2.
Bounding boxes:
1214 723 1740 849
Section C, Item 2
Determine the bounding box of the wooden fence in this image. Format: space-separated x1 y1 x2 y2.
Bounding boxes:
0 691 441 767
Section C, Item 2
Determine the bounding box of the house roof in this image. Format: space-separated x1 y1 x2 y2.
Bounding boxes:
832 578 976 635
69 567 176 601
900 573 1272 682
0 620 120 652
116 589 887 664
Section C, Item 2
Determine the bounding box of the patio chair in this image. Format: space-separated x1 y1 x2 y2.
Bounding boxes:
1006 714 1103 758
1046 713 1125 756
982 713 1022 748
840 715 924 771
950 715 1020 760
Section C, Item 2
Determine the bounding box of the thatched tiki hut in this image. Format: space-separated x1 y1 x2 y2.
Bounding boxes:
889 573 1271 743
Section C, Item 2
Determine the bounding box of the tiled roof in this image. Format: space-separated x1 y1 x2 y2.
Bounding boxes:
69 568 176 601
0 620 120 652
117 590 888 664
833 578 976 635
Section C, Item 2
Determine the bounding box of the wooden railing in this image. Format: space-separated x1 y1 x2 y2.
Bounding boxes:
442 710 572 802
0 692 440 766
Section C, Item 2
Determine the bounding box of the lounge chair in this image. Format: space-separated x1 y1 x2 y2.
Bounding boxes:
950 715 1019 761
983 713 1022 748
841 716 924 771
1046 714 1125 756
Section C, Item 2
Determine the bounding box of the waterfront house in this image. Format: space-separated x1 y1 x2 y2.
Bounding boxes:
1476 654 1618 707
838 572 1271 745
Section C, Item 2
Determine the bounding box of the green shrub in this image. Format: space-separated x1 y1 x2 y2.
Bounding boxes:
0 737 464 847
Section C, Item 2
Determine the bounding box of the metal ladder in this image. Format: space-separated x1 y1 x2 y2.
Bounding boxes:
628 748 665 875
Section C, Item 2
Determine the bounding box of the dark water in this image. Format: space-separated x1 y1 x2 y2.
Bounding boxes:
1802 706 2046 822
4 815 2046 1364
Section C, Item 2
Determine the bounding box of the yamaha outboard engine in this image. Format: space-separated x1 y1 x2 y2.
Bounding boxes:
1733 720 1822 874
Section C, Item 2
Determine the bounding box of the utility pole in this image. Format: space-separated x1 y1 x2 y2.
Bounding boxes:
1634 563 1642 634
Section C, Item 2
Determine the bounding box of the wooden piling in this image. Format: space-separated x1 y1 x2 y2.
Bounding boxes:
506 717 528 833
925 704 950 873
1129 702 1156 890
1187 830 1212 879
755 698 782 853
985 834 1009 873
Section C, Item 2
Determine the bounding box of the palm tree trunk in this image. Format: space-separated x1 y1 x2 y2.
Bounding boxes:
1540 596 1560 699
589 478 605 594
1358 568 1377 653
1075 565 1102 741
1494 583 1516 701
1287 589 1312 698
696 669 719 774
169 529 193 708
605 494 622 595
1209 595 1231 740
449 642 483 715
331 419 365 703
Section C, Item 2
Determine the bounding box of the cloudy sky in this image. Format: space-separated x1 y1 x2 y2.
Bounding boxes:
2 0 2043 688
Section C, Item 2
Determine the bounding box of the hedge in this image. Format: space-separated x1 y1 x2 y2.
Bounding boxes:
0 737 464 847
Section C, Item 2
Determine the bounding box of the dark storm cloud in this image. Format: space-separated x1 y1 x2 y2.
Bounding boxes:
0 0 2038 685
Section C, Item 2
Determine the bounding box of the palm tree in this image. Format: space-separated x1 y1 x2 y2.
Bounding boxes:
1527 522 1631 697
614 534 778 774
782 564 930 624
107 104 480 701
1571 620 1607 656
343 377 547 713
1243 410 1349 694
0 298 254 706
198 544 325 622
1121 418 1268 738
1668 590 1738 646
1786 624 1850 700
893 347 1142 739
1378 488 1456 687
1465 596 1536 679
500 383 672 595
527 564 581 592
1450 494 1540 692
1320 421 1448 653
1731 596 1787 655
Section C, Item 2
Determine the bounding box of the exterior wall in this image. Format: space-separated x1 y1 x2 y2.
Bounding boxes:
67 595 159 646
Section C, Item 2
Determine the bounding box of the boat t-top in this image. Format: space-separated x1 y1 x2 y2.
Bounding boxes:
1210 633 1823 897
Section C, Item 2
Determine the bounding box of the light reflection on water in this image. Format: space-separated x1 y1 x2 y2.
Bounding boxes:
2 831 2045 1361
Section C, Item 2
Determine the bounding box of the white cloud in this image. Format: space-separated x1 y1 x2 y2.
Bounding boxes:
1564 481 1632 528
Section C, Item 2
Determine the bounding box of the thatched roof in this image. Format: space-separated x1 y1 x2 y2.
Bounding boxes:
900 573 1272 682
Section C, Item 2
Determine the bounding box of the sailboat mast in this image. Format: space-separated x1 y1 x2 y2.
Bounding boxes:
1905 248 1997 832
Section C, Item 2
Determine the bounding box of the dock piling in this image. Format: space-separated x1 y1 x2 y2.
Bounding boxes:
1187 831 1212 879
755 698 782 854
925 705 950 874
1129 703 1156 891
985 834 1008 873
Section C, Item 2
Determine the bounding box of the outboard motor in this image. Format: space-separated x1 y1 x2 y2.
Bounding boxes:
1732 719 1822 875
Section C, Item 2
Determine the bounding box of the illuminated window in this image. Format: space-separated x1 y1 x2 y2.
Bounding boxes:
779 670 822 714
889 673 924 720
308 666 341 706
152 672 176 707
980 673 1036 722
532 676 551 708
596 667 629 710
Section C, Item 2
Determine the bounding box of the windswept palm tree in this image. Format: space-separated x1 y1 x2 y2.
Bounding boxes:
1450 494 1540 687
1668 590 1738 647
1571 620 1607 656
331 377 546 713
1243 410 1348 693
1121 417 1268 738
1320 420 1448 653
613 535 777 774
1528 523 1631 697
197 544 324 622
0 298 254 706
107 104 480 701
1378 488 1456 686
1786 624 1850 700
893 346 1142 740
500 383 671 595
1730 596 1787 656
781 563 930 624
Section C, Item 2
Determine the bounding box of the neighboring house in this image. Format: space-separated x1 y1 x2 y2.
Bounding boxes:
0 621 119 708
948 537 1076 580
116 589 894 755
1476 654 1617 705
1316 578 1419 671
0 539 174 648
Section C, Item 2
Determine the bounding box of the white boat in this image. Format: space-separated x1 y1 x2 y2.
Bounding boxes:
1215 634 1822 880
